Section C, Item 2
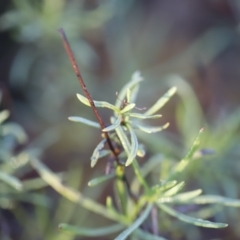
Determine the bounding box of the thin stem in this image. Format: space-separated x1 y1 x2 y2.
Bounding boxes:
58 28 135 200
58 28 119 164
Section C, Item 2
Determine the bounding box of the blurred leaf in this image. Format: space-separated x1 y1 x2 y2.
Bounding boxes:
88 172 115 187
152 181 178 194
185 128 204 159
0 171 22 191
2 123 27 143
0 110 10 124
168 128 204 180
115 204 153 240
160 189 202 203
125 125 138 166
103 115 121 132
59 223 124 236
158 204 228 228
77 93 120 112
68 116 100 128
128 113 162 119
144 87 177 116
120 103 136 114
133 122 169 133
126 88 131 103
115 124 131 157
91 139 106 168
30 158 129 224
163 182 185 197
188 195 240 207
137 144 145 157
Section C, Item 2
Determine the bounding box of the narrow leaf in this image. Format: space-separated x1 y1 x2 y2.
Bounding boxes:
128 113 162 119
59 223 124 236
115 204 153 240
158 204 228 228
91 139 107 168
115 71 143 108
103 115 122 132
169 129 204 179
189 195 240 207
115 124 131 156
77 94 120 113
161 189 202 203
88 173 115 187
152 181 178 194
0 171 22 191
68 116 100 128
134 122 169 133
144 87 177 116
99 150 111 158
163 181 185 197
185 128 204 159
125 125 139 166
120 103 136 114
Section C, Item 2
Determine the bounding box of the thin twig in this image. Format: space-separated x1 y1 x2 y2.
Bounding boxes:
58 28 119 164
58 28 136 200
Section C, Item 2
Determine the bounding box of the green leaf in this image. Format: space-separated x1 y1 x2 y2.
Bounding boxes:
152 181 178 194
77 94 120 113
160 189 202 203
158 204 228 228
163 181 185 197
144 87 177 116
59 223 124 236
103 115 122 132
134 122 169 133
168 129 204 179
115 71 143 109
114 121 149 191
30 158 129 224
125 125 139 166
115 204 153 240
126 88 131 103
91 139 106 168
88 173 115 187
120 103 136 114
115 124 131 156
0 110 10 124
68 116 100 128
188 195 240 207
99 150 111 158
0 171 22 191
128 113 162 119
185 128 204 159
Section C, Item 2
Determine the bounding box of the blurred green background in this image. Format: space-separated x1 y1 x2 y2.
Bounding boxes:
1 0 240 239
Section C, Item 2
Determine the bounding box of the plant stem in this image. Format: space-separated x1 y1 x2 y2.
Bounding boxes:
58 28 135 200
58 28 120 165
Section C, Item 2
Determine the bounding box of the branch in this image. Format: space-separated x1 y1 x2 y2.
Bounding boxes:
58 28 120 165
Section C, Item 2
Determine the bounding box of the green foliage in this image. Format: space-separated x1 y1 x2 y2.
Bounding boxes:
43 72 240 239
0 93 53 239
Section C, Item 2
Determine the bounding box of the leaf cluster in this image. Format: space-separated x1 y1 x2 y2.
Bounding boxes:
53 72 240 239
